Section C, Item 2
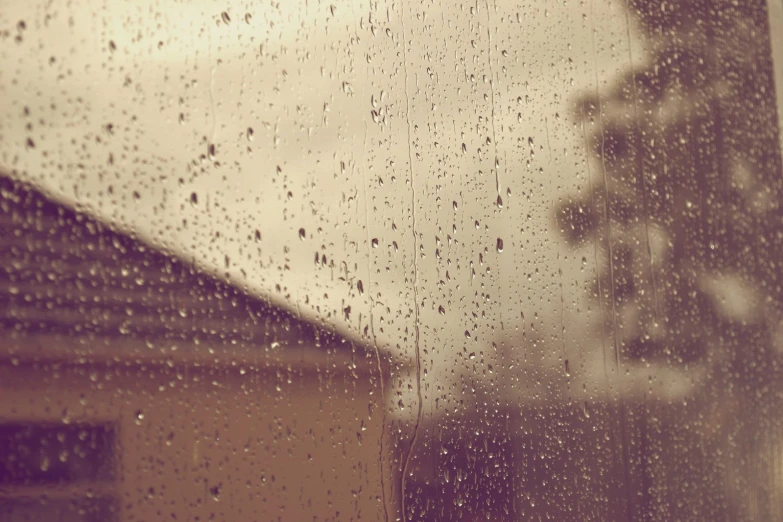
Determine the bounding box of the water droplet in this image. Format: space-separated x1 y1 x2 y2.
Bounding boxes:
221 11 231 24
247 127 254 142
371 238 379 248
299 228 306 240
496 238 504 253
357 280 364 295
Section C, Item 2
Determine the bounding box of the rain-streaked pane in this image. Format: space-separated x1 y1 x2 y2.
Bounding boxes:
1 0 783 520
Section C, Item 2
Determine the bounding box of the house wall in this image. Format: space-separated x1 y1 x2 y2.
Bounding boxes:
0 356 390 522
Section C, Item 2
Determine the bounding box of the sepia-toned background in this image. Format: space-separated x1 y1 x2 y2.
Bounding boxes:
1 0 783 520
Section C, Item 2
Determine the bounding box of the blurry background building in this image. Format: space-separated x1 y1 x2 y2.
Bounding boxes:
0 175 400 521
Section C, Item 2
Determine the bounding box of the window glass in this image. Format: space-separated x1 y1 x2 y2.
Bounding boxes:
1 0 783 520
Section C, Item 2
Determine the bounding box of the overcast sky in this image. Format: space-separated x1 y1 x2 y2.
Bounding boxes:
2 0 706 417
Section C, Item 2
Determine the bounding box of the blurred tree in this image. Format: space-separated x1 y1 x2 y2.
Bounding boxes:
559 0 783 519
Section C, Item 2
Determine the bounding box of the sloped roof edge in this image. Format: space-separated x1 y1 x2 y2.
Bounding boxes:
0 173 390 367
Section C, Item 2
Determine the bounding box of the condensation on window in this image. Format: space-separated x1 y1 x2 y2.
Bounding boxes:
1 0 783 521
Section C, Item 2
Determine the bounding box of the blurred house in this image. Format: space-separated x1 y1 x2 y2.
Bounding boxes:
0 174 397 522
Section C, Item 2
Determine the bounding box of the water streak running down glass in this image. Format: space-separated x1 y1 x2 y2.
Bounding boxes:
1 0 782 520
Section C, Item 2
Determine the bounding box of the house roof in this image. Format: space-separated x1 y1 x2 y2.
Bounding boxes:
0 174 386 371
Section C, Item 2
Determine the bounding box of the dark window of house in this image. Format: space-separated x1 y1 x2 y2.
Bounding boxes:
0 423 118 522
